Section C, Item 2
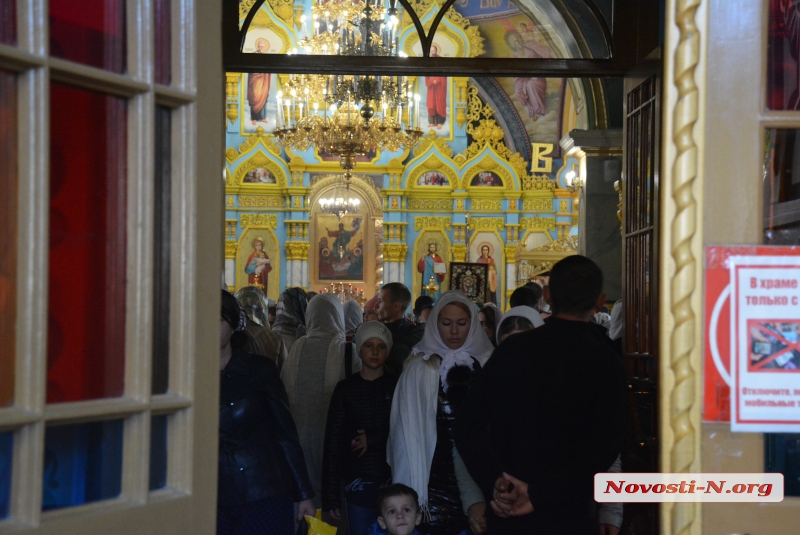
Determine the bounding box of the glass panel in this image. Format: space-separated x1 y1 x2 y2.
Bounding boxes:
149 415 167 491
49 0 126 73
766 433 800 496
0 70 16 408
0 431 11 519
152 106 171 395
47 83 127 404
154 0 172 85
764 129 800 245
42 420 123 510
0 0 15 45
239 0 590 59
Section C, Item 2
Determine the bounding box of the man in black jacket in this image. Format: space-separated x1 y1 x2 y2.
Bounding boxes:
375 282 425 375
453 255 626 535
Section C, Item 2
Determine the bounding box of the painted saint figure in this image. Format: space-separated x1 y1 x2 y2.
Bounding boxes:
506 30 549 120
425 44 448 130
417 242 446 300
477 244 497 305
246 38 271 125
244 237 272 289
327 222 354 261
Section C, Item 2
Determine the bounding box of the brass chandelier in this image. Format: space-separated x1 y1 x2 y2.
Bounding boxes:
272 0 422 182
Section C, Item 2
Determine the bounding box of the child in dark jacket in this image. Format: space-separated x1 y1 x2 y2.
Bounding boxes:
322 321 398 535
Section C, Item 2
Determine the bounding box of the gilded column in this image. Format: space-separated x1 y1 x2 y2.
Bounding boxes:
504 244 518 310
383 243 407 284
285 242 310 289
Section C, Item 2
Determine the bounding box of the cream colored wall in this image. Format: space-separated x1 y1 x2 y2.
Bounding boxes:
701 0 800 533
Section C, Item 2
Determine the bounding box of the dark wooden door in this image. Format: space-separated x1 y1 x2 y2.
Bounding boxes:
620 71 660 535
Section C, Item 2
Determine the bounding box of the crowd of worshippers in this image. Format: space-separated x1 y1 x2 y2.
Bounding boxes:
218 255 627 535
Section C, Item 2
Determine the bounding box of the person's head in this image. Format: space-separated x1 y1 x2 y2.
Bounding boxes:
255 37 269 52
235 286 270 327
480 244 490 258
221 290 248 350
338 222 345 230
306 291 318 301
305 292 345 335
416 306 432 324
377 282 411 323
428 243 437 254
267 304 276 327
437 300 472 350
355 321 393 371
496 306 544 343
251 238 264 252
364 309 379 322
496 316 534 344
413 295 434 323
478 303 500 343
547 255 605 319
377 484 422 535
430 42 441 57
509 285 542 309
505 30 522 50
343 299 364 336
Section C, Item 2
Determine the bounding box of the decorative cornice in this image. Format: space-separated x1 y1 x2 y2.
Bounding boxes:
469 217 504 231
382 243 408 262
413 131 455 158
530 237 577 253
519 216 557 232
225 240 238 259
239 195 285 208
284 241 310 261
503 244 519 259
415 216 452 231
409 197 452 211
522 174 557 191
471 199 502 211
451 244 467 262
240 214 278 229
522 198 552 211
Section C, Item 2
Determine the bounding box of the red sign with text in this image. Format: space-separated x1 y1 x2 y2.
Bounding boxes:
703 246 800 423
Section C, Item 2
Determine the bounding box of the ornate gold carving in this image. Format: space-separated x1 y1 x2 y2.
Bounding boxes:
503 244 519 259
408 155 458 189
284 241 310 261
250 1 293 30
471 199 501 211
522 198 551 211
226 74 239 125
413 131 455 158
240 214 278 229
531 237 578 252
239 195 285 208
463 85 533 185
509 199 517 210
382 243 408 262
226 195 235 208
456 198 465 210
230 150 286 187
293 196 302 208
560 200 568 212
391 197 399 209
469 217 504 231
614 179 624 236
451 244 466 262
454 77 469 129
519 216 557 232
225 240 238 259
522 174 557 191
664 1 703 534
409 198 451 210
414 216 452 231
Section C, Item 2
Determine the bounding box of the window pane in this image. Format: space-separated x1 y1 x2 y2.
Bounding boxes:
42 420 123 510
154 0 172 85
0 0 15 45
149 415 167 490
152 106 171 395
49 0 126 73
764 129 800 245
0 70 16 408
47 83 127 404
0 431 11 519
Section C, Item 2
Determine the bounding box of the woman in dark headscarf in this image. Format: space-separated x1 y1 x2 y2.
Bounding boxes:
235 285 288 371
217 290 315 534
271 287 308 352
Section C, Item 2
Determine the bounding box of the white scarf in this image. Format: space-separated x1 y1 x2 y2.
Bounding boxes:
496 305 544 340
282 294 359 409
387 291 494 514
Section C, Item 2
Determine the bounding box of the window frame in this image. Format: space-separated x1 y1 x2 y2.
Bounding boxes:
0 1 222 533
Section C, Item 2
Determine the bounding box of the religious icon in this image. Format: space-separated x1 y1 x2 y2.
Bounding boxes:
417 242 446 300
417 171 449 186
246 39 271 125
470 171 503 187
244 237 272 289
425 44 448 131
476 242 497 305
318 216 364 281
243 167 277 184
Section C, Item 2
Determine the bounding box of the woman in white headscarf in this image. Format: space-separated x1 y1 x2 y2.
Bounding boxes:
343 299 363 340
281 293 361 508
495 305 545 344
388 290 495 535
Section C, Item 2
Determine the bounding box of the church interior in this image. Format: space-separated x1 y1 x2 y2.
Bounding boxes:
4 1 800 534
